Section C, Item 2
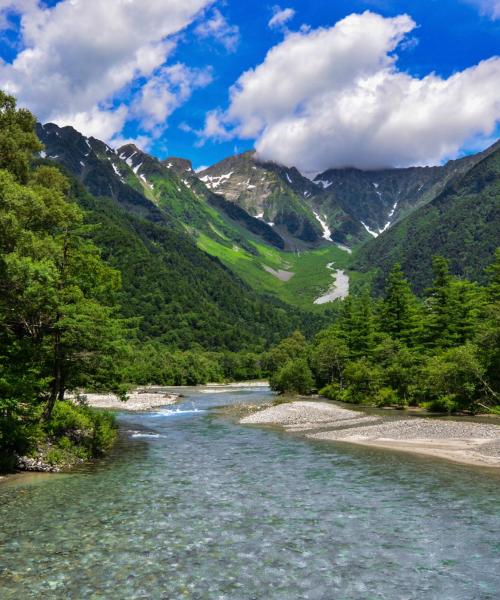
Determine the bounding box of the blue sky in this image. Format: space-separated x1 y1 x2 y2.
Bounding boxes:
0 0 499 171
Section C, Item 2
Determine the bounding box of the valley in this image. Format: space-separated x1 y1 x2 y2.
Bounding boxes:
2 2 500 598
35 121 500 313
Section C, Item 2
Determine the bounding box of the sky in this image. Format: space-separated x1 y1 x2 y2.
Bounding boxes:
0 0 499 173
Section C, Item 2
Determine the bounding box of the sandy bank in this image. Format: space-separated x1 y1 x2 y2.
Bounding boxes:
241 401 500 468
75 388 179 411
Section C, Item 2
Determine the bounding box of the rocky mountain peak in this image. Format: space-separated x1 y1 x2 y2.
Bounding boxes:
162 157 193 176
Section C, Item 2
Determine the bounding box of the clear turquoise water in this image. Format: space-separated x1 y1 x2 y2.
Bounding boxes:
1 385 499 599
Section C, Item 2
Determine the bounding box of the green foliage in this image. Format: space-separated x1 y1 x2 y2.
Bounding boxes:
421 396 459 415
270 358 314 395
0 91 42 184
0 93 126 470
419 344 486 412
374 387 402 408
267 253 500 413
318 383 346 402
262 331 308 374
44 401 117 462
354 145 500 293
381 264 421 344
309 326 350 388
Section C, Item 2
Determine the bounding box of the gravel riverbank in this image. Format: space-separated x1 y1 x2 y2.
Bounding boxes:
75 388 179 411
241 401 500 468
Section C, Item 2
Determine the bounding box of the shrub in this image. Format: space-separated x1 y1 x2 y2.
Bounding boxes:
319 383 345 401
422 395 459 414
45 401 117 460
270 358 314 395
374 386 405 408
420 344 485 412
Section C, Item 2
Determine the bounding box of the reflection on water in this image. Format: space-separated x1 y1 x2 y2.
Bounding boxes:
1 385 499 599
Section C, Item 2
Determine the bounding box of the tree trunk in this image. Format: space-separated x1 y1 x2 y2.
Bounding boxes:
45 325 61 420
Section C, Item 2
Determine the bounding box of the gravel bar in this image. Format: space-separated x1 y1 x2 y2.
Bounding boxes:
241 401 500 468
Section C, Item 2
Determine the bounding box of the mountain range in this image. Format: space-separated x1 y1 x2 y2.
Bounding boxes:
36 122 500 330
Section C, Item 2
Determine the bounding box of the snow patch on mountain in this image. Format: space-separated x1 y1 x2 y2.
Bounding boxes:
313 211 333 242
314 262 349 304
315 179 333 189
200 172 234 189
361 221 379 238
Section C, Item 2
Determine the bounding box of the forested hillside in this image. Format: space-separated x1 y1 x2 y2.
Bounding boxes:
36 122 324 350
265 256 500 415
354 145 500 293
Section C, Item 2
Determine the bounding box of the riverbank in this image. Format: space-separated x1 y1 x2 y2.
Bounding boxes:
74 389 179 411
241 401 500 468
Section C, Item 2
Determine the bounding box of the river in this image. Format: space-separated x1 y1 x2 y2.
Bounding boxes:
1 384 499 599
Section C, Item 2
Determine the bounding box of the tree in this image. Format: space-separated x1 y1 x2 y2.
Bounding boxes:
342 358 382 403
338 293 377 358
262 331 308 375
421 344 491 412
474 250 500 397
424 256 463 348
0 93 128 430
310 326 349 388
270 358 314 395
485 248 500 304
0 91 42 184
381 263 421 345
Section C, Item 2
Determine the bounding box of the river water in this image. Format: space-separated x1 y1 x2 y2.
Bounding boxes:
1 384 499 599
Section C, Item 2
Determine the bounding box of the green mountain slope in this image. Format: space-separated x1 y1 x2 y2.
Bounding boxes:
36 124 324 350
353 145 500 293
37 123 356 310
198 152 326 247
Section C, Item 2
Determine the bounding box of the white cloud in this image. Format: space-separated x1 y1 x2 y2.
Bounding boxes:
0 0 213 142
468 0 500 19
202 11 500 172
63 105 129 142
268 6 296 30
195 8 240 52
134 63 212 132
0 0 39 28
198 108 233 143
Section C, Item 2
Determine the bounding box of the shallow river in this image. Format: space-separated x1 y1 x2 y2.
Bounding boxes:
1 384 499 599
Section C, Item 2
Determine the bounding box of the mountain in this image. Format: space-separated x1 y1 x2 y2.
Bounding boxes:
36 122 323 350
353 142 500 293
198 145 499 251
313 149 492 238
37 122 499 308
198 151 326 247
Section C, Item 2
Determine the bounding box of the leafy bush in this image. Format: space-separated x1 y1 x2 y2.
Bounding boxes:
270 358 314 395
319 383 346 402
374 386 404 408
44 401 117 462
420 344 485 412
422 395 459 414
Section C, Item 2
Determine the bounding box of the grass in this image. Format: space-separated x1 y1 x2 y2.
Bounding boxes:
197 228 355 311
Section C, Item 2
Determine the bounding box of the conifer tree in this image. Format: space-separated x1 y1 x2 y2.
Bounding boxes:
381 263 420 345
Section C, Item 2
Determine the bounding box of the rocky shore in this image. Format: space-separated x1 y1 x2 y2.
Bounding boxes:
241 401 500 468
75 388 179 411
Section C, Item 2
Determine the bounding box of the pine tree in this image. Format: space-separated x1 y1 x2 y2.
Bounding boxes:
381 264 420 345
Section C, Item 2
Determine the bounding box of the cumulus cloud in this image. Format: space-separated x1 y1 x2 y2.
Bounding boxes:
202 11 500 172
0 0 213 143
195 108 233 146
195 8 240 52
268 6 296 30
468 0 500 19
134 64 212 132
